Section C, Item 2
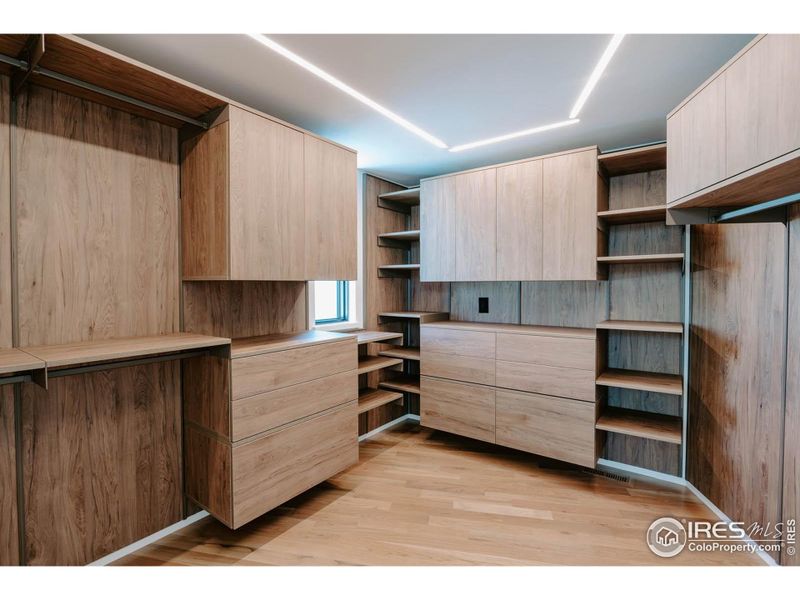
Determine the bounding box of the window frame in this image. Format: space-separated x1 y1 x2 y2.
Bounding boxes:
313 280 350 325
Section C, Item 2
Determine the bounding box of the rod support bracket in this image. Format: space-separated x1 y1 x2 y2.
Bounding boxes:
11 34 45 97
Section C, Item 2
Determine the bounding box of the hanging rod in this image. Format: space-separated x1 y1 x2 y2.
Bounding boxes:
0 51 209 129
711 191 800 223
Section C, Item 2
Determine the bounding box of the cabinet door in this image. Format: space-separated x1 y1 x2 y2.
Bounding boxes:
304 135 357 281
455 169 496 281
666 75 727 202
421 376 495 443
420 177 456 281
229 108 305 280
497 160 543 280
725 35 800 178
542 149 598 280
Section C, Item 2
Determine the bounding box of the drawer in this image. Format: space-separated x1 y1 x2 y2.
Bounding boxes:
232 400 357 528
495 360 595 402
421 376 495 443
421 350 495 386
421 326 495 358
495 389 596 468
231 339 356 400
231 370 357 441
496 332 594 370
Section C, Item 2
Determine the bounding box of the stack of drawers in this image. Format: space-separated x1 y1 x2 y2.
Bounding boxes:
184 330 358 528
420 321 597 468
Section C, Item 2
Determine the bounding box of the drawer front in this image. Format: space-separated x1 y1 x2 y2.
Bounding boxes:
421 350 495 386
421 376 495 443
232 370 357 441
421 326 495 358
231 339 356 400
232 400 357 528
495 333 594 370
495 389 596 468
495 360 595 402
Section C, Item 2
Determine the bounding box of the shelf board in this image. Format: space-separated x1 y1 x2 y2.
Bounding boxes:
23 333 231 370
379 347 420 361
596 368 683 396
378 263 420 271
597 253 684 265
599 143 666 177
358 388 403 414
231 330 354 359
357 355 404 375
378 229 420 242
596 320 683 334
0 348 45 377
378 311 449 324
597 205 667 224
377 187 420 212
355 330 404 346
378 375 421 395
596 407 682 445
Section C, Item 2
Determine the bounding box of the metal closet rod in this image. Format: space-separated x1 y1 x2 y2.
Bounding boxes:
0 51 209 129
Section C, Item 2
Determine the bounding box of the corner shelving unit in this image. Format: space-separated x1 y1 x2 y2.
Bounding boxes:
595 142 688 477
356 331 405 415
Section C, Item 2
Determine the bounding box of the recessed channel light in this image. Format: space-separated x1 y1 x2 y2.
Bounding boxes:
246 34 449 149
448 119 580 153
569 33 626 120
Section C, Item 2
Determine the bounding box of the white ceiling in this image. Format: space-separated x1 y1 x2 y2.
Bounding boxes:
83 34 754 186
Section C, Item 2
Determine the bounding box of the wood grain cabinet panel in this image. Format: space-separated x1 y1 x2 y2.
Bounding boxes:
496 389 596 468
304 134 358 281
497 160 543 280
455 169 497 281
495 333 595 370
542 149 599 280
0 386 18 566
666 75 727 202
420 326 495 357
420 176 456 281
231 339 356 400
421 350 495 386
0 75 10 348
724 35 800 178
421 376 495 443
495 360 595 402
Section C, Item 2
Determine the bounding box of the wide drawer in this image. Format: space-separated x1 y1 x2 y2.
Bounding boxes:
231 370 357 441
421 326 495 357
421 350 495 386
495 389 596 468
231 339 356 400
421 376 495 443
232 400 357 528
495 332 594 370
495 360 595 402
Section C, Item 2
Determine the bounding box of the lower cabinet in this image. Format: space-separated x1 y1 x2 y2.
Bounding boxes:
420 376 495 443
495 390 597 468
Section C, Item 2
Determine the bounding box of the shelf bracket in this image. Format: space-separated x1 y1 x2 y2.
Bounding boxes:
710 191 800 224
11 34 45 98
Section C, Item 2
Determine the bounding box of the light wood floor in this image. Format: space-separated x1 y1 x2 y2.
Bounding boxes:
116 422 762 566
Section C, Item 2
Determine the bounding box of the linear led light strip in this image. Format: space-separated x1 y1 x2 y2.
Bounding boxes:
248 33 624 153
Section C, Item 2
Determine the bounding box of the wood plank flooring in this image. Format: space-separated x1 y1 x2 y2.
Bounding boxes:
115 422 761 566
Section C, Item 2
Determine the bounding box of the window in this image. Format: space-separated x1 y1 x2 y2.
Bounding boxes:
314 280 350 324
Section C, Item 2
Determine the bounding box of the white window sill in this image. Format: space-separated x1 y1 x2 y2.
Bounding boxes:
314 321 362 333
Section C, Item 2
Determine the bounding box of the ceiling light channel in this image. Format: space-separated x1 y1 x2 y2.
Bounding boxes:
246 34 448 149
448 119 580 153
569 33 626 120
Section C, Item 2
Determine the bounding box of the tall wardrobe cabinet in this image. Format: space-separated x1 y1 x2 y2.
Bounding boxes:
182 105 357 282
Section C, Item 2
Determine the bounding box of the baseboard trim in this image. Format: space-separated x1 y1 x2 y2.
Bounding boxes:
88 509 210 566
596 458 686 487
358 413 419 442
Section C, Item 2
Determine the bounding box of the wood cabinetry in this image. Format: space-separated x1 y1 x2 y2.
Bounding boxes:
420 321 597 467
420 146 602 282
183 331 358 528
0 386 18 566
182 106 357 281
667 34 800 215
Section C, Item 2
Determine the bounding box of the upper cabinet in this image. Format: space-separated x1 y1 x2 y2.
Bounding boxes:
181 105 357 281
667 34 800 218
420 146 602 282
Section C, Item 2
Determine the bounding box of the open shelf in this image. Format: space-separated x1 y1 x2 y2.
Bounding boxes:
596 320 683 334
596 368 683 396
378 311 448 324
598 143 666 177
0 348 45 377
378 229 420 242
356 330 403 345
379 374 421 395
597 253 684 265
597 205 667 224
377 187 420 212
378 263 420 274
357 355 403 375
358 388 404 414
596 407 682 445
379 347 420 361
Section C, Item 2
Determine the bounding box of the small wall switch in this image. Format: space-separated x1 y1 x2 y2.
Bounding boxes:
478 297 489 313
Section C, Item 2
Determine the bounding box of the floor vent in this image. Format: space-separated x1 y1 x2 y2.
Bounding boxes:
584 468 630 483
